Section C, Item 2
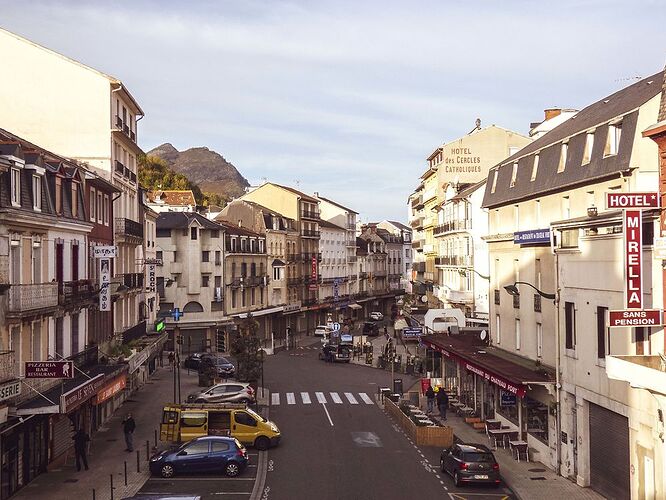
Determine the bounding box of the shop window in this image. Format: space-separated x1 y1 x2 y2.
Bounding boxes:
496 391 518 425
525 396 549 444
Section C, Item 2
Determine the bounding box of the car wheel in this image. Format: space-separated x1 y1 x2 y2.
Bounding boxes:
254 436 270 451
454 471 462 487
160 463 175 478
225 461 241 477
195 398 205 403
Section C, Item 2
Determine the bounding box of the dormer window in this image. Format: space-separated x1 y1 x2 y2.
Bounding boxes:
11 168 21 207
490 170 498 194
530 155 539 182
557 143 568 173
191 227 198 240
71 182 79 218
582 132 594 164
32 175 41 211
509 162 518 188
604 122 622 156
55 177 63 214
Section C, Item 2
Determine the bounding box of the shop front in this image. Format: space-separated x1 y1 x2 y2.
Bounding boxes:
94 372 127 427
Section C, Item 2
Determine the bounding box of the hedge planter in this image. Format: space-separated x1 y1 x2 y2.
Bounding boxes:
385 397 453 448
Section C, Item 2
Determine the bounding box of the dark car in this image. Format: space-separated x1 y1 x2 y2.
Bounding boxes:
362 321 380 337
199 355 235 378
440 443 500 487
149 436 248 478
182 353 208 370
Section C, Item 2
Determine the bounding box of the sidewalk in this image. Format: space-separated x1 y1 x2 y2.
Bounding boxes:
425 407 605 500
14 366 201 500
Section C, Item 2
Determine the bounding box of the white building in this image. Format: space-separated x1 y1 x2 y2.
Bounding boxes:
377 220 413 292
318 220 348 305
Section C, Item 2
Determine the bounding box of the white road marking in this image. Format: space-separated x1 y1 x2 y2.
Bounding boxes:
316 391 327 403
301 392 311 404
271 393 280 405
322 403 334 426
345 392 358 404
359 392 373 404
286 392 296 405
330 392 343 403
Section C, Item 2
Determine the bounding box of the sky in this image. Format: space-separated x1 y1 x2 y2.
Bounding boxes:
1 0 665 222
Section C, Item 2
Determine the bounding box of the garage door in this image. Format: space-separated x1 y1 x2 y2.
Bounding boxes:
182 329 207 354
589 402 630 500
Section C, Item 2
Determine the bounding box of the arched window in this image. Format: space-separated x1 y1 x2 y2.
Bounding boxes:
183 301 204 313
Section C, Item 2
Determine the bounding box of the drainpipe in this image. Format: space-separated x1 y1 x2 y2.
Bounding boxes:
554 243 562 476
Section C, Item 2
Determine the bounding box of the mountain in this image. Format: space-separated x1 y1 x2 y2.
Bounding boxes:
147 143 250 199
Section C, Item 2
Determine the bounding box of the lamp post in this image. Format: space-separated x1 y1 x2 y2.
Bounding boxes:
503 281 556 301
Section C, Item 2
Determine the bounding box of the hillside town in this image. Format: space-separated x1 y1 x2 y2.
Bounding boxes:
0 13 664 500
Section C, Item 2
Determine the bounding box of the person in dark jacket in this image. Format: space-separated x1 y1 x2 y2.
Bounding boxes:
436 387 449 420
425 386 435 414
73 428 90 471
122 413 136 452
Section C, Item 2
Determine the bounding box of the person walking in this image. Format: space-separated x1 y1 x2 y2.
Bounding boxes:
73 428 90 471
436 387 449 421
122 413 136 452
168 351 175 371
425 385 435 414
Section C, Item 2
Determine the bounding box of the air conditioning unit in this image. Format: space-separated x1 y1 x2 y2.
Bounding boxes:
214 287 222 302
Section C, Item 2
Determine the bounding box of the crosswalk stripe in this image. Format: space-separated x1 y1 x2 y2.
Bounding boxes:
271 393 280 406
330 392 343 404
316 392 327 404
359 393 373 404
344 392 358 404
286 392 296 405
301 392 311 404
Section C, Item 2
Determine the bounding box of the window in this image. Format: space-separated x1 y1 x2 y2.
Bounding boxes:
597 306 607 359
635 327 649 356
491 170 498 194
10 168 21 206
241 239 246 252
515 319 521 350
211 441 230 453
495 315 501 344
10 325 21 375
536 322 543 358
55 176 62 213
251 288 255 305
71 313 80 354
231 289 237 308
31 321 42 361
510 162 518 188
55 317 64 357
557 143 568 173
90 187 96 221
173 250 178 262
215 251 221 265
103 195 109 225
560 229 579 249
235 412 257 427
211 230 219 238
514 205 519 229
180 413 208 429
530 155 539 182
241 289 246 307
191 227 198 240
32 175 41 211
582 133 594 164
604 123 622 156
97 191 103 223
71 183 78 218
565 302 576 349
201 275 210 287
156 251 163 261
202 251 210 262
214 275 221 288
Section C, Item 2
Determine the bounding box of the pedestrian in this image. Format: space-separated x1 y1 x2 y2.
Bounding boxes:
436 386 449 420
122 413 136 452
73 428 90 471
168 351 175 371
425 385 435 414
159 348 164 367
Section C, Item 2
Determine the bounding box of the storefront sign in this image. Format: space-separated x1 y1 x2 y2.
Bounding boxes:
402 327 423 339
310 256 318 291
147 264 156 293
624 210 643 309
99 258 111 311
60 374 105 413
93 245 117 258
500 391 517 406
513 229 551 245
0 380 21 402
94 375 126 405
25 361 74 379
283 303 301 313
463 361 526 397
609 309 662 327
144 257 163 265
129 349 150 374
606 192 660 209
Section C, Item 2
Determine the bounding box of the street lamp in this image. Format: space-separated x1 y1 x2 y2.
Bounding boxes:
503 281 555 301
457 268 490 281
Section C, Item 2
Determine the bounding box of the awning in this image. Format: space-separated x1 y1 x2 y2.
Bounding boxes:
234 306 284 319
348 303 362 310
421 334 555 398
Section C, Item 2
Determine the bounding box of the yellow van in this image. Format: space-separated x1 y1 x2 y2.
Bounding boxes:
160 403 281 450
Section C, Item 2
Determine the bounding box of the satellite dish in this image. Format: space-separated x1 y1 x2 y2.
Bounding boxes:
480 329 488 340
420 295 428 303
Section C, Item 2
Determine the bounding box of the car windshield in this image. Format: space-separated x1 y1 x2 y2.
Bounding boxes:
246 407 267 422
463 452 495 462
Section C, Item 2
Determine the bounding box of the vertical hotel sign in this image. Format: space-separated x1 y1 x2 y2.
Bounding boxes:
310 255 318 291
93 245 117 312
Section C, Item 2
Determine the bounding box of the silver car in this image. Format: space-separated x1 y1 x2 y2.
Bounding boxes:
187 382 256 404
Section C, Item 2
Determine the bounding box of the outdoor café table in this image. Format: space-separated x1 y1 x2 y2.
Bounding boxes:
459 405 475 416
488 429 517 449
450 401 464 409
485 420 502 436
509 440 530 462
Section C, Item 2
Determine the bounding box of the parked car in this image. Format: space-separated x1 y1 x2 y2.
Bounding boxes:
183 352 208 370
369 311 383 321
440 443 501 487
362 321 380 337
314 325 331 337
199 355 235 379
187 382 255 404
149 436 248 478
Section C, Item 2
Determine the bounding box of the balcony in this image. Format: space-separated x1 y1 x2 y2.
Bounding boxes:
8 283 58 314
287 277 302 287
411 195 423 208
0 351 17 383
302 229 320 238
116 320 147 344
115 116 137 144
346 223 355 230
606 356 666 395
302 252 322 262
410 217 424 229
245 275 268 287
286 253 301 263
434 256 472 266
115 160 125 175
115 217 144 242
59 279 95 305
346 239 357 247
227 278 242 288
434 219 472 236
412 240 423 250
121 273 144 290
301 210 321 220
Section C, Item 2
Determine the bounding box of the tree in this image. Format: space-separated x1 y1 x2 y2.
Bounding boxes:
138 154 206 205
229 315 262 383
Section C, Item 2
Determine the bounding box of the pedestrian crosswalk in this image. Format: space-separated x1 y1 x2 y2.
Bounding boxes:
270 391 376 407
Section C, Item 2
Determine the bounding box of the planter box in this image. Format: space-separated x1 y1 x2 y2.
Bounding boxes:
385 398 453 448
465 417 481 424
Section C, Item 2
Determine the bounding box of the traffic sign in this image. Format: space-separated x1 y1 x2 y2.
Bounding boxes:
332 322 341 331
606 192 660 209
609 309 662 327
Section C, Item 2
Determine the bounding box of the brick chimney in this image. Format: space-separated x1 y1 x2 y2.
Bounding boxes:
544 108 563 121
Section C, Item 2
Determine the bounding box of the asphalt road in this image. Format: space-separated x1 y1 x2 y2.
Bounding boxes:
137 332 515 500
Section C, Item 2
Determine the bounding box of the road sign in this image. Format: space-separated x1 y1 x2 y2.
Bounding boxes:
606 192 660 209
332 322 341 331
609 309 662 327
25 361 74 379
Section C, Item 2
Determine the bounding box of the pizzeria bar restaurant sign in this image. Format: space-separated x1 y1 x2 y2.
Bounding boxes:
25 361 74 379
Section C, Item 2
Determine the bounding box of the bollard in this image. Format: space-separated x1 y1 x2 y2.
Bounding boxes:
110 474 114 500
146 440 150 461
154 429 158 448
92 489 96 500
124 461 127 486
136 450 141 473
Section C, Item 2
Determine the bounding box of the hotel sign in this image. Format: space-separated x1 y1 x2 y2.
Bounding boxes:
606 192 660 209
609 309 662 327
624 210 643 309
514 228 551 245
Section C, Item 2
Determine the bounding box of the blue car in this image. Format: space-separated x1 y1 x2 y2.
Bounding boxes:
149 436 248 478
